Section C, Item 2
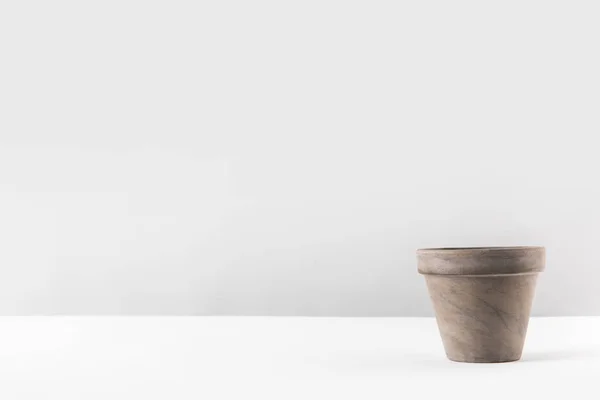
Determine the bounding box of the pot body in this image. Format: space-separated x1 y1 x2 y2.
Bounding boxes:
418 247 545 363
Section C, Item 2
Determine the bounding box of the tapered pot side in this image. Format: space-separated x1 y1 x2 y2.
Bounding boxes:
417 247 545 363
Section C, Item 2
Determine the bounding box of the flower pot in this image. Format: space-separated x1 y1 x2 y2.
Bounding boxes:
417 246 545 363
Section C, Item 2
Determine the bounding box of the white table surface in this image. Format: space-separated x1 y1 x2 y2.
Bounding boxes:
0 317 598 399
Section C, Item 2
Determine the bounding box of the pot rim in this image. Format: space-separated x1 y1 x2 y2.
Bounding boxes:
417 246 545 275
417 246 544 254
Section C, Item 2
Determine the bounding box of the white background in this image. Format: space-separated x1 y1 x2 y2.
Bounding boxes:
0 1 598 315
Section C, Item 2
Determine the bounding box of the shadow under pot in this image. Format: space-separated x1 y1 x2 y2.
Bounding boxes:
417 246 545 363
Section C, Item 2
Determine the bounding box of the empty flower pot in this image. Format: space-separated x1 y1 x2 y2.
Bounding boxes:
417 246 545 363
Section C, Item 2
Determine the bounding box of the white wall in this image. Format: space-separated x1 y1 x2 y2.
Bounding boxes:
1 0 599 315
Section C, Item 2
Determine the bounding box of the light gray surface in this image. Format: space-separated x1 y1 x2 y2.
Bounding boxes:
0 317 598 399
1 1 599 315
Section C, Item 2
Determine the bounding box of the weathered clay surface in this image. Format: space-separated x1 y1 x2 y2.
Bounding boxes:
417 247 545 363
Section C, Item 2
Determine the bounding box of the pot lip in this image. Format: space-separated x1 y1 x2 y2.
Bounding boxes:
417 246 544 254
417 246 545 275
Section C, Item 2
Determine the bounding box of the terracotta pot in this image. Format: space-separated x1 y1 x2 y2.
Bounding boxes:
417 246 545 363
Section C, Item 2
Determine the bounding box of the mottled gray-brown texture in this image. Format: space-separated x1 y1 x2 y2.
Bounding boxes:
417 247 545 363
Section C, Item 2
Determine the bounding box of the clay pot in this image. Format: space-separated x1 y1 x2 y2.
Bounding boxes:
417 246 545 363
